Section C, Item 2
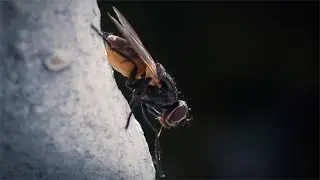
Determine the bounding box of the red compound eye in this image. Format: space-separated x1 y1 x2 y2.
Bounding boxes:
162 100 188 127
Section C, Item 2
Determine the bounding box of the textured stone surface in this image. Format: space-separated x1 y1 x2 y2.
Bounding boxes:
0 0 155 179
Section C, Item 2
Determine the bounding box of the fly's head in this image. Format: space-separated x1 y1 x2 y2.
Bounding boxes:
159 100 192 128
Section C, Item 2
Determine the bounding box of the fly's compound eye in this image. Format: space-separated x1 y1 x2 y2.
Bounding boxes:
162 100 188 127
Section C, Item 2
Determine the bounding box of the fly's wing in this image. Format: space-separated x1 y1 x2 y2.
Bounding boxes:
112 6 143 46
108 6 159 81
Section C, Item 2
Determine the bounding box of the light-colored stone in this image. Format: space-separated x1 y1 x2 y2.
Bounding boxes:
0 0 155 179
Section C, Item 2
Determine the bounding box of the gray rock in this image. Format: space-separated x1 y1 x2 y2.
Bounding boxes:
0 0 155 179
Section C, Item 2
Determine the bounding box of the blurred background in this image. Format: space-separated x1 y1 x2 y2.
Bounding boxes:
97 1 318 179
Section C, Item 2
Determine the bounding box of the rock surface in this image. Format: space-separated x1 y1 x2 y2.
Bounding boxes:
0 0 155 179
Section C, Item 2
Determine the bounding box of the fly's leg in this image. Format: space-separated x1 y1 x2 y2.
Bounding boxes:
154 128 166 180
124 66 139 129
141 103 166 179
125 97 136 129
125 77 152 129
125 66 138 91
145 104 161 118
140 103 158 133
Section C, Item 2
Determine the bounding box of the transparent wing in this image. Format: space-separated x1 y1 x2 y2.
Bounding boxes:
108 7 158 80
112 6 143 46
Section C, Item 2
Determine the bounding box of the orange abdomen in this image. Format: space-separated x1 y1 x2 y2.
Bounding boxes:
105 47 146 78
105 34 159 87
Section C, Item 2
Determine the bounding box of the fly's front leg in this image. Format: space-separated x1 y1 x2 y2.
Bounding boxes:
145 104 162 118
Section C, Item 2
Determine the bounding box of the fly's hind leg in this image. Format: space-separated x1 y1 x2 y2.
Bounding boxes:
125 65 138 91
125 98 136 129
125 77 152 129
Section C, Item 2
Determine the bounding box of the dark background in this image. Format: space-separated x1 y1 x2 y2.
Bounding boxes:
97 1 318 179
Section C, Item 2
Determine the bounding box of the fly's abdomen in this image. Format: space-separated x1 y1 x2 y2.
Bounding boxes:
106 35 138 61
104 34 147 78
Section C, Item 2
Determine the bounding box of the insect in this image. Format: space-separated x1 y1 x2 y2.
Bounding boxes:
91 6 192 179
